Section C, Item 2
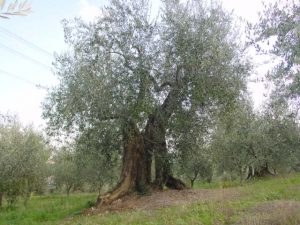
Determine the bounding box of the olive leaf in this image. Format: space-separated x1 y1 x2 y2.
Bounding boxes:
0 0 31 19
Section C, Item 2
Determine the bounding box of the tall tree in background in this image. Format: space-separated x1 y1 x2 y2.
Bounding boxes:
211 97 256 181
252 1 300 105
43 0 249 205
257 96 300 175
249 1 300 177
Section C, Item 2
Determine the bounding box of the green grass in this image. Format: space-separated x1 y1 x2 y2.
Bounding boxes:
64 202 224 225
1 174 300 225
0 193 97 225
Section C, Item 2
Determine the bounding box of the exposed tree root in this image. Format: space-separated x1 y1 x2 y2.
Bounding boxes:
96 175 133 206
96 119 148 206
166 175 187 190
96 176 187 206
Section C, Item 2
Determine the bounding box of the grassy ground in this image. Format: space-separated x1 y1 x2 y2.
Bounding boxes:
0 193 97 225
1 174 300 225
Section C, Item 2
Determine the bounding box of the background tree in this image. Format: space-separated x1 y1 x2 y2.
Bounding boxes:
178 145 212 188
251 2 300 176
251 1 300 107
211 95 300 181
43 0 250 205
256 97 300 175
170 105 214 187
211 97 256 181
51 148 80 196
0 114 50 207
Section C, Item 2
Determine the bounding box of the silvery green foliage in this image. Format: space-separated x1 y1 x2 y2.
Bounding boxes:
51 142 120 195
211 96 300 179
74 127 120 193
258 97 300 173
43 0 250 166
252 1 300 100
211 97 256 179
51 148 79 195
0 114 50 207
168 102 214 185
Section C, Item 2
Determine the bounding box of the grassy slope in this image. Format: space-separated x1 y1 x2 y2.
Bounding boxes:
1 174 300 225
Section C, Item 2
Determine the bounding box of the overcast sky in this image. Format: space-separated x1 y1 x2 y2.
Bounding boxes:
0 0 272 129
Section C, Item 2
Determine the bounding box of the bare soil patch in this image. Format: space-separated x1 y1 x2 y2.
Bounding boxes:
85 187 242 215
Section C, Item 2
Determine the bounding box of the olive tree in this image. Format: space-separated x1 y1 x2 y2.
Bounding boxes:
211 96 300 180
256 98 300 175
178 144 213 188
43 0 249 205
250 2 300 175
211 97 256 181
0 114 50 207
251 1 300 104
51 148 80 195
170 105 214 187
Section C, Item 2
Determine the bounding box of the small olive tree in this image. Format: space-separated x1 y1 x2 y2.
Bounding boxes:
211 98 256 181
51 148 80 195
171 110 213 187
0 114 50 207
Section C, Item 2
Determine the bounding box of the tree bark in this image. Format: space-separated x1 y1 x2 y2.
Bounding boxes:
191 179 194 188
66 185 72 196
96 119 148 206
247 163 275 179
144 88 187 190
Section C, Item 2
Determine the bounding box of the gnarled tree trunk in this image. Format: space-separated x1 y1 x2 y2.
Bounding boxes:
96 119 148 206
97 87 187 206
144 88 187 190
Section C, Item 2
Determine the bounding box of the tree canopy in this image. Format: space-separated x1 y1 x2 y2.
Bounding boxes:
252 1 300 103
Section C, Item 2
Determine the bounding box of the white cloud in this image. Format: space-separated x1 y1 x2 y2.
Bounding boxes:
79 0 102 22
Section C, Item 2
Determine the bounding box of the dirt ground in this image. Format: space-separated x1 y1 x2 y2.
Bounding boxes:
85 187 242 215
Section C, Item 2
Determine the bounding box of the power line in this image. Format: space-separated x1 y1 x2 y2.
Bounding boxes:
0 69 49 90
0 26 52 57
0 43 52 70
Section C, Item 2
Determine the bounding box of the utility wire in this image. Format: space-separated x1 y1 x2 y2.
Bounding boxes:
0 69 49 90
0 26 52 57
0 43 52 70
